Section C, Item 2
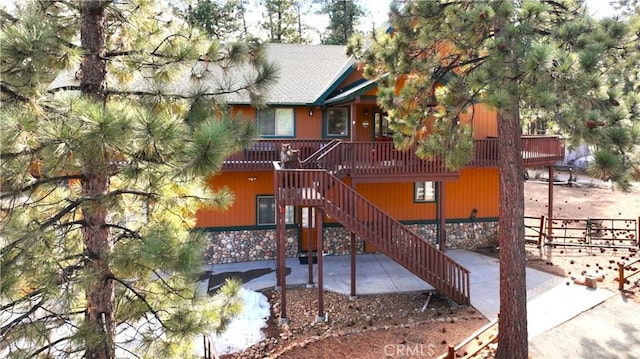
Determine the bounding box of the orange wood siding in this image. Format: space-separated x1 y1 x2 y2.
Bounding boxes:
355 182 438 221
230 105 321 139
294 106 321 138
196 168 499 228
196 171 274 227
231 105 255 119
353 168 498 221
444 168 499 218
459 104 498 139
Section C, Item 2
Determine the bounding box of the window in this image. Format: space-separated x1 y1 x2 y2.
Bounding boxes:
375 112 393 139
257 108 294 137
414 181 436 202
326 108 349 136
257 196 294 225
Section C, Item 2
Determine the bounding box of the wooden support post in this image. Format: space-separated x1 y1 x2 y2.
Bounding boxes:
618 262 625 290
307 207 314 287
546 166 554 260
438 181 446 251
447 345 455 359
538 214 544 251
277 204 288 324
547 166 554 238
316 209 325 322
350 232 357 298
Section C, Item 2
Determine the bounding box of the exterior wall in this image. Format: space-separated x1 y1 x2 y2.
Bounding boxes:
444 167 500 218
197 171 274 227
196 166 501 263
231 104 322 139
203 228 299 264
353 167 499 221
202 220 498 264
460 104 498 139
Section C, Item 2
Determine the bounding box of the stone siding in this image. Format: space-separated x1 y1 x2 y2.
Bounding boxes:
203 228 299 264
204 221 498 264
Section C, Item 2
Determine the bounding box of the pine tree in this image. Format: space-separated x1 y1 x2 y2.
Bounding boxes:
319 0 366 45
351 1 634 357
568 1 640 187
185 0 251 41
0 0 277 358
260 0 310 44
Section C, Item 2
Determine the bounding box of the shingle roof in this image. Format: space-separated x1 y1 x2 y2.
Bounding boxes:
49 43 355 106
260 43 355 105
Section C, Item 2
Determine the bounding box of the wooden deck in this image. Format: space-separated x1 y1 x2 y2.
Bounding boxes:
223 136 564 176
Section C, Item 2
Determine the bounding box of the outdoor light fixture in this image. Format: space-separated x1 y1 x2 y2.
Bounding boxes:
364 107 369 116
248 176 257 182
308 107 314 117
362 120 370 128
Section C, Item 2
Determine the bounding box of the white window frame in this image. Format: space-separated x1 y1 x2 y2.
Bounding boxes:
257 196 294 225
257 108 294 137
414 181 436 202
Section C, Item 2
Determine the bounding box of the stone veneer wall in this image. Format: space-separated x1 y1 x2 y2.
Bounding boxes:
203 220 498 264
203 228 299 264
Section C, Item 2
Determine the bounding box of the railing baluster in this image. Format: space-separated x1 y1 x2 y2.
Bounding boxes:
275 165 472 304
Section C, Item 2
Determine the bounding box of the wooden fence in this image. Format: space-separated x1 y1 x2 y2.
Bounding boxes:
525 216 639 250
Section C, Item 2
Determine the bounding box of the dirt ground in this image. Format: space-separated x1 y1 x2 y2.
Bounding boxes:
224 173 640 359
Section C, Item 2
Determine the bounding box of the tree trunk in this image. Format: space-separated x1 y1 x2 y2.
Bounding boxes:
82 173 115 359
496 107 528 359
80 2 114 359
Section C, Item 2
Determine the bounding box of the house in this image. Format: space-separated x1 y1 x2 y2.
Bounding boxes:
196 43 563 263
48 41 563 314
195 43 564 312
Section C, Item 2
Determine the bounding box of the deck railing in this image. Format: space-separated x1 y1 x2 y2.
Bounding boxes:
275 167 471 304
222 139 332 171
223 136 564 172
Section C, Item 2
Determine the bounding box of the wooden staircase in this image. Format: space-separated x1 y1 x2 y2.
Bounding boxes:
276 167 471 305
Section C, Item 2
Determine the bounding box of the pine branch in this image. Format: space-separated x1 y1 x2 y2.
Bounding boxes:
0 175 84 200
38 199 83 231
150 34 192 56
28 335 75 359
110 276 170 330
0 83 31 103
0 298 44 338
107 223 142 242
151 269 189 300
106 189 158 198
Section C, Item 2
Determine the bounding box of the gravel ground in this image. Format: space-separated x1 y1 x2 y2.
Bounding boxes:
223 289 488 358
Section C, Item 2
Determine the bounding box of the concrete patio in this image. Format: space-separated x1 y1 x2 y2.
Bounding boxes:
200 249 615 341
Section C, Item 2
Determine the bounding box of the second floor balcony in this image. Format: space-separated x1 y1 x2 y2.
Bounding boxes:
221 136 565 178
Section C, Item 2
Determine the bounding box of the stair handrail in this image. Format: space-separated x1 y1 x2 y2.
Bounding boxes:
275 168 470 304
300 139 341 168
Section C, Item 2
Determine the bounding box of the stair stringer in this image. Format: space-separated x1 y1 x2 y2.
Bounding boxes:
316 171 471 305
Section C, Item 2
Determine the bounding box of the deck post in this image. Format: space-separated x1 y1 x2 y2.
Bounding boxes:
307 207 314 288
316 208 325 322
350 232 357 298
546 165 554 260
277 203 288 324
438 181 447 251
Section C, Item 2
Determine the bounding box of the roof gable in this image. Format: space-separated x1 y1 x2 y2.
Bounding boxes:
259 43 355 105
48 43 356 106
